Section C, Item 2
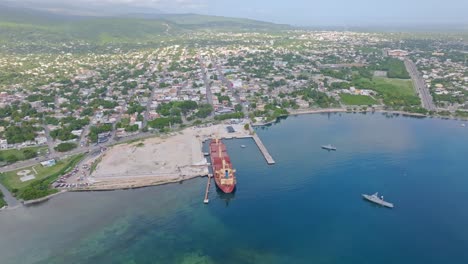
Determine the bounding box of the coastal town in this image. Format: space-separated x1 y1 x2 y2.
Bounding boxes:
2 0 468 263
1 30 467 208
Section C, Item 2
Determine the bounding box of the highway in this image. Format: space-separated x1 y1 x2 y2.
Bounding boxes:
404 58 437 112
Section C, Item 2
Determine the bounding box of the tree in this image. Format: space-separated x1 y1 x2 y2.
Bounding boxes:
54 143 77 152
6 154 19 163
195 104 213 118
244 124 250 131
23 149 37 159
214 112 244 121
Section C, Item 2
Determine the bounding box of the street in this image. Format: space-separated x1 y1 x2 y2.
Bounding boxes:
198 55 214 106
404 58 437 112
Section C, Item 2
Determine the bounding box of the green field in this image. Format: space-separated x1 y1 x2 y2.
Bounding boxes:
0 154 83 200
375 58 410 79
0 146 48 164
340 94 378 105
373 77 415 96
352 77 420 107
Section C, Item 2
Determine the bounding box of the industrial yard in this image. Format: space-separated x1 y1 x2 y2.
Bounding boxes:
89 123 252 190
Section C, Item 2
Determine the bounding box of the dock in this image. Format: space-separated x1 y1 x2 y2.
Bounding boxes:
252 133 275 165
203 175 212 204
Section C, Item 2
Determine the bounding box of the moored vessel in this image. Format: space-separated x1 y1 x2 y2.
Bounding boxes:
209 139 236 193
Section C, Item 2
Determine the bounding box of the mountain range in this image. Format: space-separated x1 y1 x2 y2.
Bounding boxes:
0 4 292 45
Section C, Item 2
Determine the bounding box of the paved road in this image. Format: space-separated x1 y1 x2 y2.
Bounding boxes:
42 124 56 156
143 85 157 128
111 88 136 140
0 182 19 207
198 56 214 106
215 62 249 116
405 59 437 111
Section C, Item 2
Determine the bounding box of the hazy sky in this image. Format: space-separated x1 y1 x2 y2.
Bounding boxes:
3 0 468 26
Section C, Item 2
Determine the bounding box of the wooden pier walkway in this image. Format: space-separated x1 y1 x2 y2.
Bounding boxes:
252 133 275 165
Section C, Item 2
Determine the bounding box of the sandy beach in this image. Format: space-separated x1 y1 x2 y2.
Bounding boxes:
89 123 251 190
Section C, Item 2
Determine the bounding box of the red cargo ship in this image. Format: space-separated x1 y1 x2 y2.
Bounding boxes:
209 139 236 193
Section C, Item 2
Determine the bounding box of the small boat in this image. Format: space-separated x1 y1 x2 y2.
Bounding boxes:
362 192 394 208
321 144 337 151
462 124 466 127
240 145 246 148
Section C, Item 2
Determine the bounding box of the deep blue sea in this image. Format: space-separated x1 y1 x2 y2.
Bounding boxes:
1 113 468 264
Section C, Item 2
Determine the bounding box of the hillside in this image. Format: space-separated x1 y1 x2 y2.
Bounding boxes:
0 5 291 46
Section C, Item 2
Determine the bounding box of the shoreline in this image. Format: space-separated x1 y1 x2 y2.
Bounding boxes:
40 110 468 194
71 173 207 192
1 110 466 207
287 108 467 121
22 190 68 206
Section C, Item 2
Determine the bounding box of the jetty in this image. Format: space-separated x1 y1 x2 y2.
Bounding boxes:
252 133 275 165
203 174 212 204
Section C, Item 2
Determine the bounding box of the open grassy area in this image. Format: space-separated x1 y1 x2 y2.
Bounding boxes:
352 77 420 107
376 58 410 79
0 154 84 200
0 146 48 163
373 77 415 96
340 94 378 105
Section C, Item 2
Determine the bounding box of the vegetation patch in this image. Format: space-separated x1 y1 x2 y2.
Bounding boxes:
54 142 77 152
0 154 84 200
290 87 339 108
90 156 102 174
0 146 47 164
374 58 410 79
148 116 182 129
214 112 245 121
353 77 420 108
89 123 113 143
455 110 468 118
340 94 377 105
402 106 428 115
0 190 5 208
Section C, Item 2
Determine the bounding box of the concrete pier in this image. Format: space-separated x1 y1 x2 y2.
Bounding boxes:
203 175 211 204
252 133 275 165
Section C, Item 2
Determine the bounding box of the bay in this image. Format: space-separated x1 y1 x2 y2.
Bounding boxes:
1 113 468 264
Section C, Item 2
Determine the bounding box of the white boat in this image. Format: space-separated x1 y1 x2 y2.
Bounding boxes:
462 124 466 127
240 145 246 148
362 192 394 208
321 144 337 151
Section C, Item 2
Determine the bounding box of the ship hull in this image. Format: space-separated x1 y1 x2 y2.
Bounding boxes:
214 181 236 193
210 139 236 194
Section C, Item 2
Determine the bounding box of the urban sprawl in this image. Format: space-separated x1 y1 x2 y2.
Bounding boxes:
0 30 467 205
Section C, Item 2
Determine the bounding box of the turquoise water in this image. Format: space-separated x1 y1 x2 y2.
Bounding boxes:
1 113 468 264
